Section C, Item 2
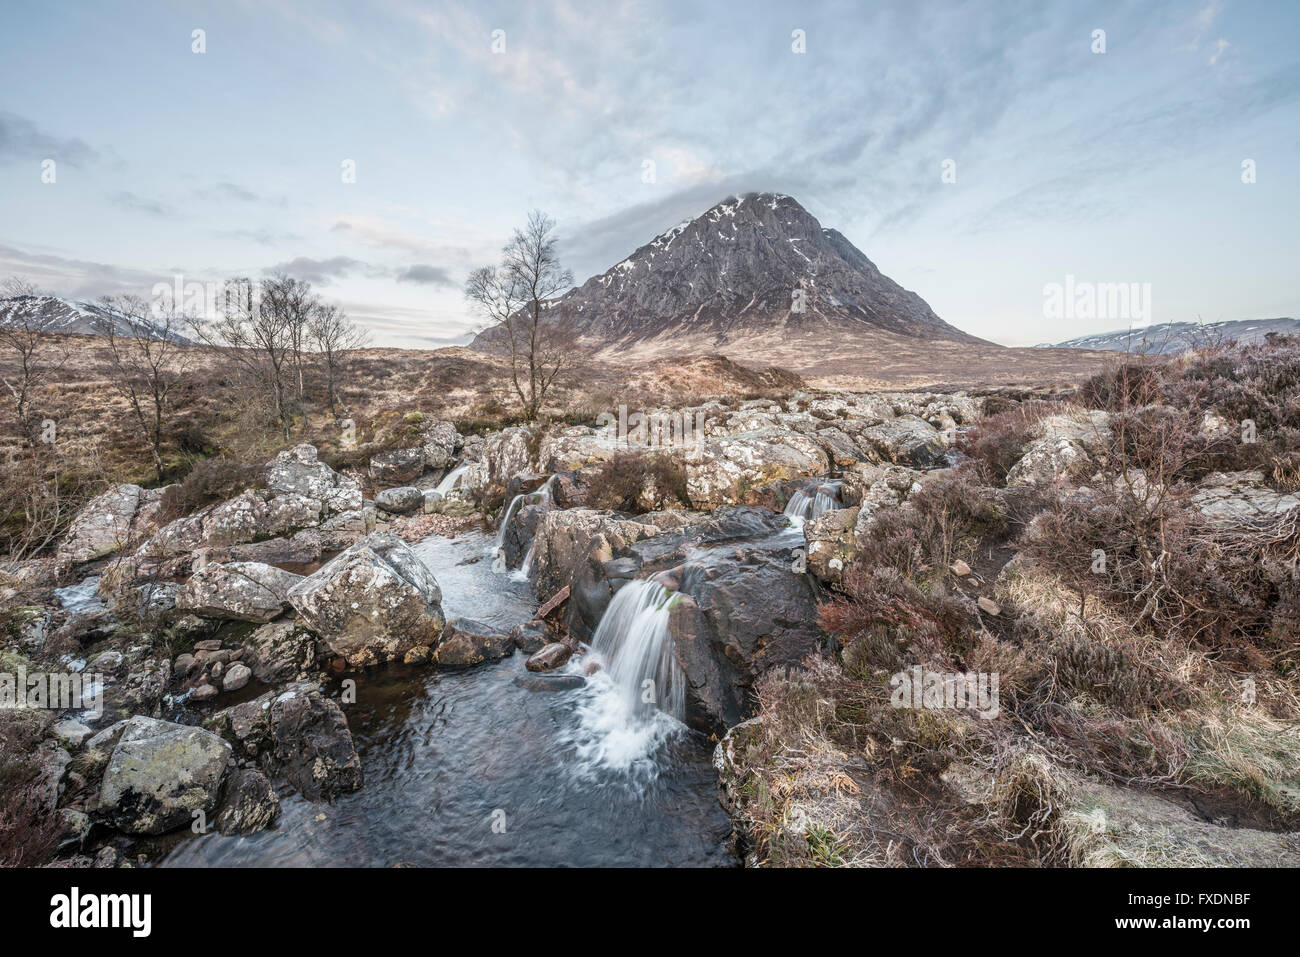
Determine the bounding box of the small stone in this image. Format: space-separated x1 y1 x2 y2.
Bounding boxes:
192 683 219 701
951 560 972 576
223 662 252 692
977 596 1000 616
52 719 93 749
525 642 572 673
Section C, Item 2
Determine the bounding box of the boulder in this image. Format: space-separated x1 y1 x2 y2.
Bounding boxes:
1190 471 1300 527
222 662 252 692
58 484 156 566
435 618 514 668
177 561 302 622
420 420 461 470
804 506 860 582
268 690 363 800
215 768 280 835
369 448 425 485
98 716 231 835
511 620 550 653
1006 437 1088 487
375 486 424 515
241 619 318 683
287 532 445 667
263 444 363 516
683 428 828 508
859 415 947 468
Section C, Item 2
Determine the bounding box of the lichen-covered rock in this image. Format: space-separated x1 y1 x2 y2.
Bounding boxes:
1190 471 1300 527
241 619 318 683
98 716 231 835
57 484 165 566
375 486 424 515
1006 436 1088 487
369 447 425 485
264 444 362 516
683 428 827 509
287 532 445 666
420 420 461 470
177 561 302 622
859 415 947 468
215 767 280 835
804 506 860 582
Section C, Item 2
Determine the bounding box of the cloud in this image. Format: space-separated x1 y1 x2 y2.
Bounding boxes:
0 112 98 167
0 242 174 299
396 264 457 287
110 191 172 217
197 181 260 202
263 255 386 285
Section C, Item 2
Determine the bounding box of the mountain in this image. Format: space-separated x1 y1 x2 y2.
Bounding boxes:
471 192 987 374
0 295 194 343
1036 317 1300 354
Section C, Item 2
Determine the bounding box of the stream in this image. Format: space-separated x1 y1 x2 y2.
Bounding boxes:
159 531 735 867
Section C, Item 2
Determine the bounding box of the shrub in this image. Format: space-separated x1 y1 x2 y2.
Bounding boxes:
588 451 688 513
0 713 61 867
160 456 262 519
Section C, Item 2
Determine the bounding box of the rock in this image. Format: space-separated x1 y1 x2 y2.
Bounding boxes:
241 619 318 683
173 653 196 680
421 489 443 513
951 559 972 576
264 444 363 516
435 618 513 668
513 674 586 692
370 448 425 485
98 716 231 835
192 683 219 702
1190 471 1300 528
977 597 1001 616
227 530 323 568
287 532 445 667
510 620 550 653
215 768 280 835
222 662 252 692
1007 436 1088 487
177 561 303 622
421 420 461 470
57 484 148 566
268 690 362 800
683 428 828 508
202 490 322 546
859 415 947 468
804 506 860 583
480 426 539 488
375 486 425 515
525 642 572 672
51 719 93 749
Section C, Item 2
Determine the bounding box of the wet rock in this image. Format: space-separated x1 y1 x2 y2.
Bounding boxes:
192 683 219 702
370 448 425 485
264 444 363 516
510 620 550 653
435 618 513 668
525 642 572 672
177 561 303 622
98 716 231 835
215 768 280 835
375 486 424 515
513 674 586 692
268 690 362 800
288 532 445 667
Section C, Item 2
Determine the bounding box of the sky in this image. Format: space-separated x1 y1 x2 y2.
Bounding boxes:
1 0 1297 348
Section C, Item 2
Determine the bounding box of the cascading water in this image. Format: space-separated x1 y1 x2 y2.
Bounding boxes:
562 578 689 778
434 462 472 496
783 479 843 528
589 579 685 722
493 474 556 565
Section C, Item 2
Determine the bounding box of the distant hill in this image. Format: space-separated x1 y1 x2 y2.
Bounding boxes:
1036 318 1299 355
0 295 194 343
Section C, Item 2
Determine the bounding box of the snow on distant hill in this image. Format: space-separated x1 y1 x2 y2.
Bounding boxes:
1036 318 1299 354
0 295 194 343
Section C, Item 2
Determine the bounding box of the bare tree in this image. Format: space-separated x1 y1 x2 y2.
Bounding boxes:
465 211 581 421
197 276 299 438
0 277 68 448
307 302 368 415
98 294 194 482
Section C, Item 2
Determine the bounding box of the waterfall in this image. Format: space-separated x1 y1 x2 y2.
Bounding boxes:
493 475 556 564
783 479 843 528
434 462 471 496
589 579 686 723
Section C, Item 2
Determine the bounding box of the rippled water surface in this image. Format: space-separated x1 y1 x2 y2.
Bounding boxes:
161 532 735 867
